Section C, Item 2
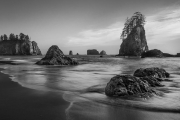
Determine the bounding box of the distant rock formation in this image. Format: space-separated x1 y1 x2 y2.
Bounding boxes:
100 50 107 55
87 49 99 55
69 50 73 55
119 25 148 56
0 40 41 55
141 49 163 58
176 53 180 57
105 67 170 97
36 45 78 65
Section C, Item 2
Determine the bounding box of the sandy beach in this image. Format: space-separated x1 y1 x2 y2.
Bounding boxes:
0 68 68 120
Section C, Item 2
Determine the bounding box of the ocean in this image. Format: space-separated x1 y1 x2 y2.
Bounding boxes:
0 55 180 120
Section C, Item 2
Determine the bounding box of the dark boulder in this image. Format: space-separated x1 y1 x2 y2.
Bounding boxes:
134 67 169 78
100 50 107 55
87 49 99 55
105 75 155 97
119 25 148 56
141 49 163 58
36 45 78 65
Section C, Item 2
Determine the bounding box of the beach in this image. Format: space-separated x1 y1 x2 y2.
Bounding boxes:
0 56 180 120
0 68 68 120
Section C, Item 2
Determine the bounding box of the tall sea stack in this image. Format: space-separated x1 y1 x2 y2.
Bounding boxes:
119 12 148 56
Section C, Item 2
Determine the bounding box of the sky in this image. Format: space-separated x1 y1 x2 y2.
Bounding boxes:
0 0 180 55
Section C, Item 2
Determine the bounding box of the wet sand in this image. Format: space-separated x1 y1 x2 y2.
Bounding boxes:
0 68 68 120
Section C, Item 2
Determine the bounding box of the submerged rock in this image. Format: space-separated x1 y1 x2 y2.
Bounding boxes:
134 67 169 78
36 45 78 65
87 49 99 55
0 40 42 55
119 25 148 56
105 75 154 97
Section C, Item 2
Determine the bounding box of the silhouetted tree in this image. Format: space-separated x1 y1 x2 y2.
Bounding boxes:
19 33 25 40
15 35 18 40
120 12 146 40
0 35 3 41
4 34 8 40
9 33 16 40
24 35 30 41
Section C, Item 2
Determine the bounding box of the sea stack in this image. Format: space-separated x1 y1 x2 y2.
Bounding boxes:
100 50 107 55
119 12 148 56
0 40 42 55
87 49 99 55
69 50 73 55
36 45 78 65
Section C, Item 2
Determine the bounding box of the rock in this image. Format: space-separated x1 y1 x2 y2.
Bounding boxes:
105 75 154 97
36 45 78 65
141 49 163 58
100 50 107 55
0 40 42 55
119 25 148 56
69 50 73 55
134 67 169 78
87 49 99 55
176 53 180 57
76 53 79 55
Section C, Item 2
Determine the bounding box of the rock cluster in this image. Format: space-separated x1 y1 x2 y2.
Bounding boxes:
0 40 41 55
105 67 169 97
119 25 148 56
87 49 99 55
36 45 78 65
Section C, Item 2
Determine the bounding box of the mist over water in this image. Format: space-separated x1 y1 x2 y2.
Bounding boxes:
0 56 180 120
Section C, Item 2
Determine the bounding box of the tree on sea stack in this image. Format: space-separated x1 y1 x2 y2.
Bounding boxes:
119 12 148 56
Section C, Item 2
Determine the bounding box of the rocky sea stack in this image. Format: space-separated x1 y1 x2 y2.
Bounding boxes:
87 49 99 55
0 40 42 55
69 50 73 55
36 45 78 65
100 50 107 55
119 12 148 56
105 67 169 97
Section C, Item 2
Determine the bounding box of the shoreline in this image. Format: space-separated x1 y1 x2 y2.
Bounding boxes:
0 68 69 120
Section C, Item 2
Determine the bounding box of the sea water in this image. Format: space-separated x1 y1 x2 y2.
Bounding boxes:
0 55 180 120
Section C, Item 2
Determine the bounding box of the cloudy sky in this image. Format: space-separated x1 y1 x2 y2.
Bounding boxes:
0 0 180 54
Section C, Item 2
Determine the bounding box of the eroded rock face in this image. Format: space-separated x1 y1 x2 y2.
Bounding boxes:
36 45 78 65
87 49 99 55
119 25 148 56
105 75 154 97
0 40 42 55
100 50 107 55
134 67 169 78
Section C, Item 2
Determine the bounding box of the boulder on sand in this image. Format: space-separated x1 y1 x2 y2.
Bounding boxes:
36 45 78 65
105 67 170 97
105 75 154 97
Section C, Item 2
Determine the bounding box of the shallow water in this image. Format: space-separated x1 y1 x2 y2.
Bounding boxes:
0 55 180 120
